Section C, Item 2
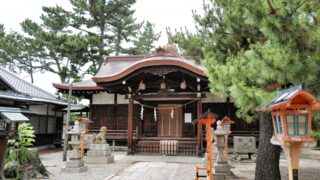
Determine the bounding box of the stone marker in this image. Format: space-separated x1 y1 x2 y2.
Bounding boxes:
213 121 233 180
62 121 88 173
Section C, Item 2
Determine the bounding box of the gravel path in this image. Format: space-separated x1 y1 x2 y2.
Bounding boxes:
38 148 320 180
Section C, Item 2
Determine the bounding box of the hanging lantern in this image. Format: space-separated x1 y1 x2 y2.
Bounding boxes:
180 80 187 90
139 80 146 91
160 76 166 90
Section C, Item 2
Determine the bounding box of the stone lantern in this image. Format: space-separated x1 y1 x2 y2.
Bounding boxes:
213 121 233 180
62 120 87 172
257 84 320 180
221 116 234 160
0 107 29 179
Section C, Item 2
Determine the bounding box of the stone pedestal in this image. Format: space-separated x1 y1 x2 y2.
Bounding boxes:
62 121 87 173
84 143 114 164
213 121 233 180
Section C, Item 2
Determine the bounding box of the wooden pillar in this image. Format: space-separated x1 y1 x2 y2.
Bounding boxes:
0 137 7 179
283 143 302 180
197 99 202 156
127 99 133 154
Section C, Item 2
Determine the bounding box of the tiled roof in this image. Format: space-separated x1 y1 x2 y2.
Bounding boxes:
0 66 67 105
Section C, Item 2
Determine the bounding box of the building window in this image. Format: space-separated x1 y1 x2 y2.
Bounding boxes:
274 115 283 135
47 117 56 134
39 116 47 134
29 115 40 134
286 114 308 136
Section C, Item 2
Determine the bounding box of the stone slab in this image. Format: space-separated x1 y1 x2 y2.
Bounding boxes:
61 165 88 173
66 160 84 168
87 149 111 156
213 172 234 180
84 155 114 164
214 163 231 173
90 143 110 151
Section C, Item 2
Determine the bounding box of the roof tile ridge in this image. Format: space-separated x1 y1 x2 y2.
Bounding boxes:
0 66 57 100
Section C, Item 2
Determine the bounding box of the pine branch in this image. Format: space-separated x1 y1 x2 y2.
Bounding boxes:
266 0 276 14
70 24 97 36
289 0 307 16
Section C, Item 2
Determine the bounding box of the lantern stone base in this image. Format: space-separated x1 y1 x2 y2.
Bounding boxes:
62 159 87 173
84 143 114 164
213 163 233 180
61 165 88 173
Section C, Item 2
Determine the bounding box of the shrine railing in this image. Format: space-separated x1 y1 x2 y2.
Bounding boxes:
88 129 137 140
134 140 197 156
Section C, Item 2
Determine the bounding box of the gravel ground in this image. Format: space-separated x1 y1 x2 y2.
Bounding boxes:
38 148 320 180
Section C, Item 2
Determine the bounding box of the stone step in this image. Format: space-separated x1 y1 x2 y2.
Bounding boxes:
87 149 111 156
90 143 110 151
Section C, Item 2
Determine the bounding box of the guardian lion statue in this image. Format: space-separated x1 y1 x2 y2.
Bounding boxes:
93 126 107 144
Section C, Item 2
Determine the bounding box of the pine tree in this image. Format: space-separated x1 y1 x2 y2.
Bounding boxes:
169 0 320 179
129 21 161 55
0 0 160 83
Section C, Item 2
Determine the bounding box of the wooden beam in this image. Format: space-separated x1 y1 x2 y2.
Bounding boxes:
197 99 202 156
133 92 206 101
127 98 133 154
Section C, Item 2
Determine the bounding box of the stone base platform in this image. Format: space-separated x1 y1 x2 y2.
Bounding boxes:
213 172 234 180
61 165 88 173
84 155 114 164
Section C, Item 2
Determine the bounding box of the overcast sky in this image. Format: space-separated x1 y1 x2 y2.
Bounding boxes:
0 0 203 94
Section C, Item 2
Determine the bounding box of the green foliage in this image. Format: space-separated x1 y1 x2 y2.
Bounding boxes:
6 123 36 164
0 0 160 84
169 0 320 122
129 21 161 55
5 123 36 179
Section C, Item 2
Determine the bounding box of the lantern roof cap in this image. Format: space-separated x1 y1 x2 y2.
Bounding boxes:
257 84 320 111
192 109 218 125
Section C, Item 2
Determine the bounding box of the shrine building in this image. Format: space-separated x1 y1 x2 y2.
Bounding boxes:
53 44 258 155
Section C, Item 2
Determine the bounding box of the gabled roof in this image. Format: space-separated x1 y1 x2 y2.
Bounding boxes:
0 66 67 106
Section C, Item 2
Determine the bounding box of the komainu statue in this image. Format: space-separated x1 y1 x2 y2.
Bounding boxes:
93 126 107 144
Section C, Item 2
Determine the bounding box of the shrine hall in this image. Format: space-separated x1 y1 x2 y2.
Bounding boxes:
53 44 259 156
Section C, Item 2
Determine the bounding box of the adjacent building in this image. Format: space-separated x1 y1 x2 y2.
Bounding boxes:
0 66 67 146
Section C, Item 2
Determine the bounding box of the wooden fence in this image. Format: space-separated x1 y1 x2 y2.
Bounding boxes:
134 140 197 156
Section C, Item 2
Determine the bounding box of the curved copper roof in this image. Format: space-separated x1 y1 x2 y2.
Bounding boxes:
53 44 207 91
93 56 206 83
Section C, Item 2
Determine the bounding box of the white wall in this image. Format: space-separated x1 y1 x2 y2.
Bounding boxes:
92 93 129 104
117 94 129 104
29 104 48 115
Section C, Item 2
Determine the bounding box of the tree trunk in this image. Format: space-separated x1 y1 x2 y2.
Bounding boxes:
0 137 7 180
255 112 281 180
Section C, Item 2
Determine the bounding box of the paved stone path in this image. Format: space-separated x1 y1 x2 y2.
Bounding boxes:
38 148 320 180
106 162 190 180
